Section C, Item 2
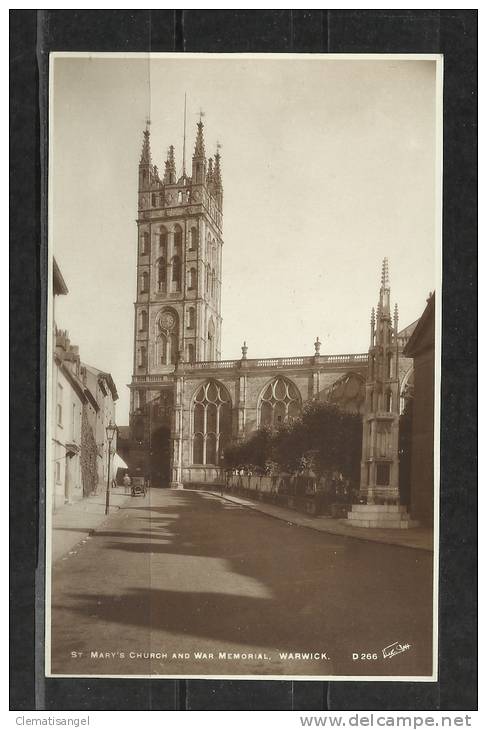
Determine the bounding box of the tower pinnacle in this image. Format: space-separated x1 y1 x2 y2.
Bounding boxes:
193 120 206 158
164 145 176 184
213 147 222 189
378 257 391 316
140 126 152 165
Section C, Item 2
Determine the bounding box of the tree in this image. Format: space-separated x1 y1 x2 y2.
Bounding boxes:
225 401 362 485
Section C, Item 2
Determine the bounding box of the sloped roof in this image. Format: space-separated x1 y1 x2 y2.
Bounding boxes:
403 293 435 357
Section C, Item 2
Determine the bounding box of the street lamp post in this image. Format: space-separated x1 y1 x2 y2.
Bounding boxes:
105 420 117 516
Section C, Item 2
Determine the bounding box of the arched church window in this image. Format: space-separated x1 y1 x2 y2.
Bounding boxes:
178 191 183 204
186 190 191 202
156 310 179 366
139 310 148 331
188 306 196 329
188 267 197 290
157 258 166 292
159 227 167 255
259 378 301 428
190 227 198 251
140 271 149 293
157 332 167 365
171 256 181 291
192 381 232 466
173 225 182 255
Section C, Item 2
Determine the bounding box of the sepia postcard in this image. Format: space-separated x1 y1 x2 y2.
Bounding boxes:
46 52 442 680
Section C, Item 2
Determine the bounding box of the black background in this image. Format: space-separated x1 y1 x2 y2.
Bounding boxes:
10 9 477 711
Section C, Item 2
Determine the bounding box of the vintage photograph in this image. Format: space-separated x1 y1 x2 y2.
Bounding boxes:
47 53 441 679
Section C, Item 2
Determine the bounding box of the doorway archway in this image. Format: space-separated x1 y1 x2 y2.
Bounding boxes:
150 426 171 487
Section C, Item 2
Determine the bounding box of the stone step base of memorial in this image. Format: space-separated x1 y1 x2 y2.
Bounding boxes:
347 504 419 529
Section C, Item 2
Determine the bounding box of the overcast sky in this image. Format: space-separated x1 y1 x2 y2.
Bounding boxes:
52 55 439 424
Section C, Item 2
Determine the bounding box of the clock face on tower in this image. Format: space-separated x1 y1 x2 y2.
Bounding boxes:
159 312 175 331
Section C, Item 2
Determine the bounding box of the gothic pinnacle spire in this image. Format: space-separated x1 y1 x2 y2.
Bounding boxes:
207 157 214 185
213 145 222 189
194 120 206 158
378 258 391 315
381 257 390 290
164 145 176 184
140 125 152 165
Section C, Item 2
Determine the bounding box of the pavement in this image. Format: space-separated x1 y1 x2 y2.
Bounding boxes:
203 490 434 552
51 486 132 564
49 488 434 678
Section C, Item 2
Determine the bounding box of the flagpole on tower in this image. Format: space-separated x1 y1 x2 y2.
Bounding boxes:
182 92 187 177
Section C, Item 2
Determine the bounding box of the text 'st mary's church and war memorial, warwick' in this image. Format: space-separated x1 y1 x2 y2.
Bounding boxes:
117 115 433 528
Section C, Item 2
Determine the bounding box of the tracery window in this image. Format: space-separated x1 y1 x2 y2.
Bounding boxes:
192 381 232 465
259 378 301 428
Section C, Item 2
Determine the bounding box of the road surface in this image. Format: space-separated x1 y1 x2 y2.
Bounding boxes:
50 489 434 677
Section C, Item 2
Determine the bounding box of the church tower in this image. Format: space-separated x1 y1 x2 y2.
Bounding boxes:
128 116 224 485
131 118 224 414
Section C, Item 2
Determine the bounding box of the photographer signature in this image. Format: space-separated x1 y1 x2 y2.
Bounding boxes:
382 641 411 659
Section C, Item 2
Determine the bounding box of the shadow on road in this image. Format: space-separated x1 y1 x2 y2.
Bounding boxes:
51 490 433 677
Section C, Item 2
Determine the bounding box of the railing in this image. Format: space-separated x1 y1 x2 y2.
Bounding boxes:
131 353 369 382
184 353 368 370
191 359 238 369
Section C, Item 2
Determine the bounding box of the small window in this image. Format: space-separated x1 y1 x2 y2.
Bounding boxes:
188 268 197 290
178 191 183 204
188 307 196 329
71 403 76 441
56 383 63 427
157 259 166 292
174 226 182 251
187 343 195 364
159 228 167 255
140 271 149 293
138 347 147 368
172 256 181 290
190 227 198 250
139 310 148 331
141 231 149 255
151 193 156 207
